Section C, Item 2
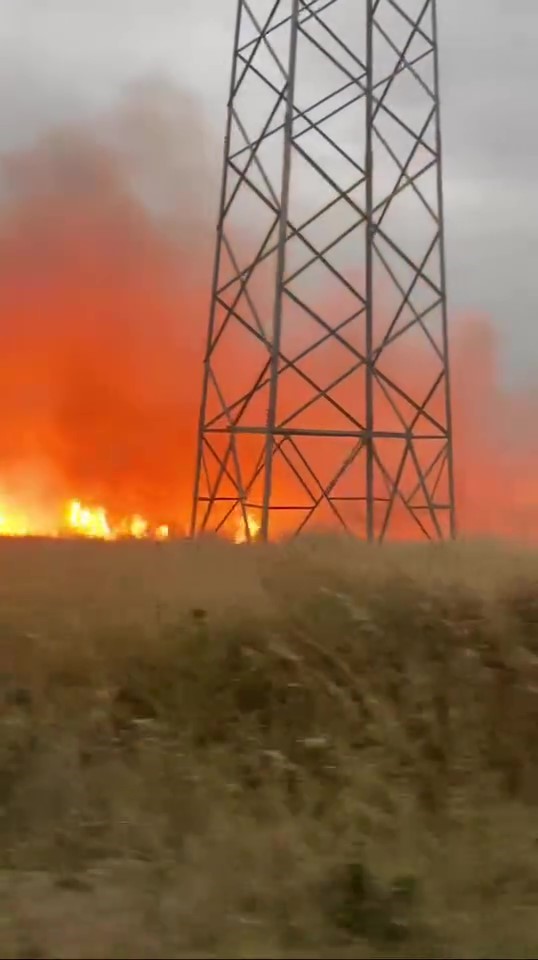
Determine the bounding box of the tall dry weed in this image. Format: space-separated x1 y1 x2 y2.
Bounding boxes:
0 536 537 957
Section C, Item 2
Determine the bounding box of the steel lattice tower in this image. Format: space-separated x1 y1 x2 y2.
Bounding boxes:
191 0 456 543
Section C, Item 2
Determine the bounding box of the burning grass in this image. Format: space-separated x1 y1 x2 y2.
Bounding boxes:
0 535 537 958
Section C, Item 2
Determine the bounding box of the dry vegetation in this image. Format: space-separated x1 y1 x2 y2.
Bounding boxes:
0 535 537 958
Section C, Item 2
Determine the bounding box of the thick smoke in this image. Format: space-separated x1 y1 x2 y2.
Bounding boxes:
0 82 534 539
0 83 212 530
452 317 538 540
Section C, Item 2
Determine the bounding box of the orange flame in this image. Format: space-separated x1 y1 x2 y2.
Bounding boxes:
0 498 172 541
66 500 172 541
67 499 112 539
0 507 30 538
234 511 261 545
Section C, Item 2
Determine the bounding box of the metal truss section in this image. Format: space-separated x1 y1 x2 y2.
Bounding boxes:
191 0 456 543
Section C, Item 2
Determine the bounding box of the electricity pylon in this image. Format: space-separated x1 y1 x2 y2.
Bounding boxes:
191 0 456 542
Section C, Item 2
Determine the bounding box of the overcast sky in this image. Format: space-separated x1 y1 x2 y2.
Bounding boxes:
0 0 536 377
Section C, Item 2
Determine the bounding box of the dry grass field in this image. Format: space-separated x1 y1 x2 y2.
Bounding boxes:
0 535 537 958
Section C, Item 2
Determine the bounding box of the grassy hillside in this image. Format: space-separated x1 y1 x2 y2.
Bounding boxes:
0 536 537 958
